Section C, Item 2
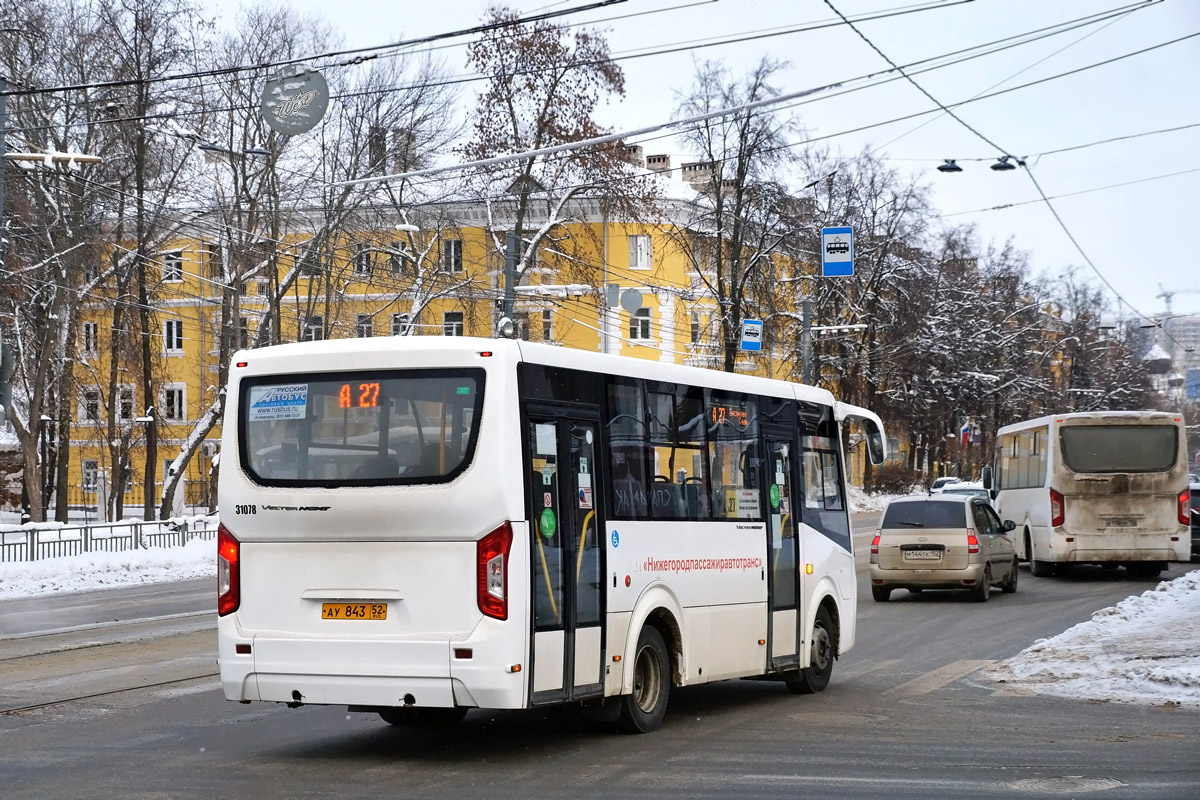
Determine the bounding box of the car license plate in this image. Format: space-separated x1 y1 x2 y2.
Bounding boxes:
904 550 941 561
321 603 387 620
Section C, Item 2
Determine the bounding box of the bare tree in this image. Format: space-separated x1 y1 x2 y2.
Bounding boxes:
464 5 647 327
666 57 801 372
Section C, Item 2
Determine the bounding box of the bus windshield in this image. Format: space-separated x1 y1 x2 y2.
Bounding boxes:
1058 425 1177 474
239 368 485 487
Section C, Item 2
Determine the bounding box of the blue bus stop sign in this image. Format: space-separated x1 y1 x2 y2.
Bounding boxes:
822 226 853 277
740 319 763 352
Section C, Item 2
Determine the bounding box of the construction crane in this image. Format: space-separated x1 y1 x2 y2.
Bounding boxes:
1156 284 1200 315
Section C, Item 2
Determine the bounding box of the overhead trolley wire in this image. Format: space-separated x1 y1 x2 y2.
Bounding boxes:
819 0 1191 348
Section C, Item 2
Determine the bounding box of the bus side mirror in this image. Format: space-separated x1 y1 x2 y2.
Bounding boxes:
981 466 992 490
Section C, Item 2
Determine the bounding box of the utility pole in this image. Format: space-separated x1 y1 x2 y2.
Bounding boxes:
801 296 814 384
503 230 517 319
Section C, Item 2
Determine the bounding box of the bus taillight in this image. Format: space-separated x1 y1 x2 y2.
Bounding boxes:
477 522 513 620
217 524 241 617
1179 489 1191 526
1050 488 1065 527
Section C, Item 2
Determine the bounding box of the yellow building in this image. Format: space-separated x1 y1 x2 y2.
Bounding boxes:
68 199 802 518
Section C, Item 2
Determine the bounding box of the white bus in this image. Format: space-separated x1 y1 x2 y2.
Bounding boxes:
216 336 884 733
984 411 1191 577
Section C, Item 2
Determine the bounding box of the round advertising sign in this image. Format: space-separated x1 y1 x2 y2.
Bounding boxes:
260 65 329 136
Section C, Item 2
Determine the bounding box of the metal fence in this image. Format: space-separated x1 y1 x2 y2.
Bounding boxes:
0 516 219 564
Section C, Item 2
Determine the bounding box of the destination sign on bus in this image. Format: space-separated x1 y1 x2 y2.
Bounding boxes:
338 382 381 409
709 403 750 429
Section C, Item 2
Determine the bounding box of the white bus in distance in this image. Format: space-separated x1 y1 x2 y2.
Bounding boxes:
216 336 885 733
982 411 1190 576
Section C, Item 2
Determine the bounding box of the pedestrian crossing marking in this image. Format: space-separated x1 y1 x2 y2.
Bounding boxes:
883 659 994 697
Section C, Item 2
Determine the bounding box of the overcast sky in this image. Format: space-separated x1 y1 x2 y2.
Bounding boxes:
205 0 1200 321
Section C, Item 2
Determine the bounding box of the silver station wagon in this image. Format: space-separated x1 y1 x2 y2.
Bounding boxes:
869 495 1019 602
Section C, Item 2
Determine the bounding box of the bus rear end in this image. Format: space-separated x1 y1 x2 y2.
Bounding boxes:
1053 414 1190 570
216 339 529 717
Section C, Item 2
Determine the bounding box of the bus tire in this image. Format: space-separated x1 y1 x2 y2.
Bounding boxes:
618 626 670 734
786 606 834 695
379 706 467 728
1027 534 1055 577
1128 562 1164 578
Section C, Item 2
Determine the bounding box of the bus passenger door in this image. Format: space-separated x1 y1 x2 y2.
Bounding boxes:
526 413 605 705
764 436 800 668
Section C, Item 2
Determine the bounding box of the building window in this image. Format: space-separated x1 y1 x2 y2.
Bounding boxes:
81 322 98 356
690 312 701 343
303 316 323 341
542 309 553 342
630 307 651 340
628 235 652 269
164 319 184 353
442 239 463 273
163 384 185 421
162 250 183 282
391 313 412 336
118 386 134 421
443 311 464 336
353 243 372 276
82 390 101 422
356 314 373 338
206 242 223 278
388 241 408 275
82 460 99 491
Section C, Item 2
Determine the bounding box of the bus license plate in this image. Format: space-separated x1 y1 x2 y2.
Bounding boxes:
322 603 387 620
904 550 941 561
1105 518 1137 528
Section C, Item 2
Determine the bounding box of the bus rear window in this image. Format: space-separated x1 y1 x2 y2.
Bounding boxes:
239 368 485 486
1059 425 1177 474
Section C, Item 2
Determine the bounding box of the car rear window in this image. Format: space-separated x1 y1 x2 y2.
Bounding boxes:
882 501 967 528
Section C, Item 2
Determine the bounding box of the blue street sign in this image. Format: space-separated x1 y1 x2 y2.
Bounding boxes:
822 226 853 277
740 319 763 352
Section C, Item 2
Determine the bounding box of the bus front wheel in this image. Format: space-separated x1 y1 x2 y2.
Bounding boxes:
618 625 670 734
786 606 834 695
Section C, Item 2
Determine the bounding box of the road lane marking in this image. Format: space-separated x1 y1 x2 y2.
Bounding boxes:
883 659 994 697
839 658 901 680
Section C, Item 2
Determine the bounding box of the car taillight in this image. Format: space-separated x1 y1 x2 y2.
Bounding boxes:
217 524 240 617
1179 490 1191 526
1050 488 1065 527
870 532 880 555
967 529 979 554
477 522 513 620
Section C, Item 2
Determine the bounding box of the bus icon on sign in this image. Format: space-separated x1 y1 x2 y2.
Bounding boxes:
826 240 849 254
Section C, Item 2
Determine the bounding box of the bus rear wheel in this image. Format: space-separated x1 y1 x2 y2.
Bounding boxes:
1027 534 1056 577
786 606 834 695
618 625 670 734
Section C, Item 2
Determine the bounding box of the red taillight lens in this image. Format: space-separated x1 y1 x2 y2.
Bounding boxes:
870 532 880 555
217 524 240 617
1179 490 1190 526
967 530 979 554
1050 488 1065 527
477 522 513 620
